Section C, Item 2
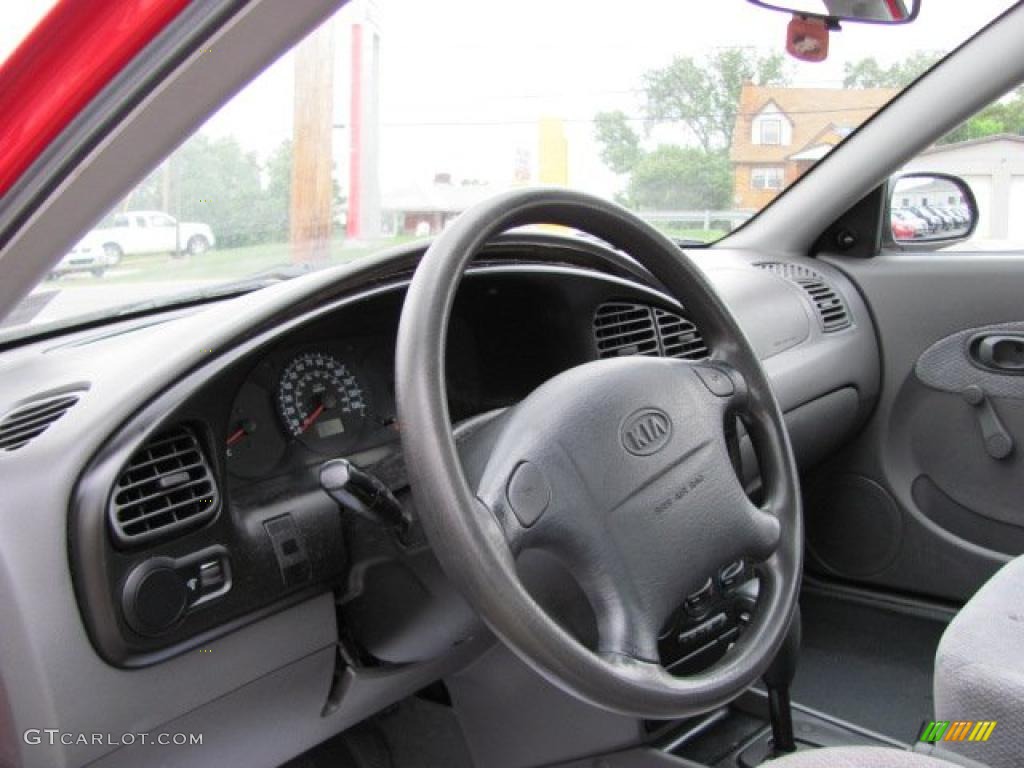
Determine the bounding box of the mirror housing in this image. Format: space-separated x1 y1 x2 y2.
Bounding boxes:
747 0 920 24
887 173 978 250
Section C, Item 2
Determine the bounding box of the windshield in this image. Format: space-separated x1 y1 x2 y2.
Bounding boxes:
1 0 1016 340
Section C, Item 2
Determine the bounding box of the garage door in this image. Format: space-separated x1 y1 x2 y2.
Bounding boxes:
1009 176 1024 243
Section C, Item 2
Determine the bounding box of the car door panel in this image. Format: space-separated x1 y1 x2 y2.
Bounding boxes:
806 251 1024 602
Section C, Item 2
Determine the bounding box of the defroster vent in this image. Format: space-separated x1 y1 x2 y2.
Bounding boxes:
109 426 218 547
0 392 82 452
755 262 852 333
594 301 707 360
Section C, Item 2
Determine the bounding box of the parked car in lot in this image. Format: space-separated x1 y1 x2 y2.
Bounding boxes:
48 232 116 278
891 208 930 238
891 219 917 240
93 210 215 261
926 204 958 230
941 206 969 228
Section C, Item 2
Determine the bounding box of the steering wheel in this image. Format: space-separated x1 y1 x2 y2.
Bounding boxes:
395 188 802 718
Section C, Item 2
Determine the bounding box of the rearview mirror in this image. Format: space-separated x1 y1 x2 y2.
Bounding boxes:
888 173 977 249
747 0 920 24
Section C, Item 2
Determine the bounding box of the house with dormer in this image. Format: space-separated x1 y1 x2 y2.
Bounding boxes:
729 84 897 210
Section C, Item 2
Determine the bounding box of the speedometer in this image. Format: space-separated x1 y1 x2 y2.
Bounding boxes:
277 351 367 450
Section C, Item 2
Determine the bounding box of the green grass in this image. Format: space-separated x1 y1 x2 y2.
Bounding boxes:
63 226 726 288
97 236 416 284
650 226 728 243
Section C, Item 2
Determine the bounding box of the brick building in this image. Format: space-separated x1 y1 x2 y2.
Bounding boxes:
729 84 897 210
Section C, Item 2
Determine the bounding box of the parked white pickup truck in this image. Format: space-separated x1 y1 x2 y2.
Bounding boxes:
93 210 216 262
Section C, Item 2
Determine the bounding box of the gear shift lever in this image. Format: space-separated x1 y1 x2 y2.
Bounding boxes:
762 604 801 755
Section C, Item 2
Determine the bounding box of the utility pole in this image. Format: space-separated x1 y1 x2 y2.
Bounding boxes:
290 20 336 263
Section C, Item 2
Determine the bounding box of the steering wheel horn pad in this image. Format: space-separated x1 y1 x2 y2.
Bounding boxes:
396 188 802 718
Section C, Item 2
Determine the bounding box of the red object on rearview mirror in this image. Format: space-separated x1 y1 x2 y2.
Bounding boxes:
786 15 829 62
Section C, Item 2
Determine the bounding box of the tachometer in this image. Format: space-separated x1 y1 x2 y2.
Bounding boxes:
226 379 287 478
277 351 367 450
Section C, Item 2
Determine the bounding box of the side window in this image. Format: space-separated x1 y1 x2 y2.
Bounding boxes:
901 85 1024 249
150 214 175 227
759 119 782 146
112 214 130 228
751 166 784 190
135 216 148 228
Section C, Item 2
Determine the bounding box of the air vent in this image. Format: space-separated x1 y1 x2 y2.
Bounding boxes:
755 262 852 333
594 301 707 360
0 392 81 452
110 426 218 547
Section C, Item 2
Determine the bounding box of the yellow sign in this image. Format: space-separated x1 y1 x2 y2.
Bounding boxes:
538 117 568 186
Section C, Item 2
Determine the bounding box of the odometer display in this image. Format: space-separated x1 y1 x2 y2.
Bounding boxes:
277 351 367 450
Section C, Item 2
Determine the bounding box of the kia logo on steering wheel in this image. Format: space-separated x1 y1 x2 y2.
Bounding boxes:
621 408 672 456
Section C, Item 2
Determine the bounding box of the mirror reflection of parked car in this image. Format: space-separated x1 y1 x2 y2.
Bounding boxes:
891 208 929 238
906 205 943 233
942 207 969 228
923 204 956 231
891 219 918 240
95 210 215 261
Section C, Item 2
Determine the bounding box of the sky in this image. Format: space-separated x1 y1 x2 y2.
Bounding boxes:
2 0 1018 201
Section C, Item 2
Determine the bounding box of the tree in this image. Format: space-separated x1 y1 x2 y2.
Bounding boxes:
594 111 641 174
626 147 732 211
120 135 301 248
642 48 788 153
842 51 943 88
593 48 785 212
940 87 1024 144
843 55 1024 145
263 139 294 242
173 135 268 248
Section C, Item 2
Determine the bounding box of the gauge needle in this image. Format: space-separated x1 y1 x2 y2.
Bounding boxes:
299 403 326 434
226 419 256 447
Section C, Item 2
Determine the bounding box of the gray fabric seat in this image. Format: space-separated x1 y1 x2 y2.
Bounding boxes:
934 555 1024 768
765 746 967 767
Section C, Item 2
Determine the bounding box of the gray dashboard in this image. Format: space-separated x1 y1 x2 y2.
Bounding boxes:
0 236 878 767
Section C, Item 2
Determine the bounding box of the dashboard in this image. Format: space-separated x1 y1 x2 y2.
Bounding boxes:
0 234 880 767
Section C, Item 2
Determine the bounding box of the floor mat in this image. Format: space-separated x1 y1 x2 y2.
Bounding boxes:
282 697 472 768
791 590 950 743
376 697 474 768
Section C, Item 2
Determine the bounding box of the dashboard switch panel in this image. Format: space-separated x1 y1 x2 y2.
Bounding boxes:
121 547 232 637
264 514 311 587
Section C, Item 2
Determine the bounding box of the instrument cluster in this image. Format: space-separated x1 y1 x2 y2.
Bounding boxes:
224 339 399 482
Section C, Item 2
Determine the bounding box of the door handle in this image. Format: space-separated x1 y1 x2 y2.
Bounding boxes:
962 385 1014 460
974 334 1024 372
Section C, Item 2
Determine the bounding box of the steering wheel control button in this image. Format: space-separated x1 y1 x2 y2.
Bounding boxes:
678 612 728 649
695 366 735 397
718 560 747 595
124 565 188 636
506 461 551 527
684 577 715 618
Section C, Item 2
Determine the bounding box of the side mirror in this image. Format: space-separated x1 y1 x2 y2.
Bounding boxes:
747 0 920 24
887 173 978 250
